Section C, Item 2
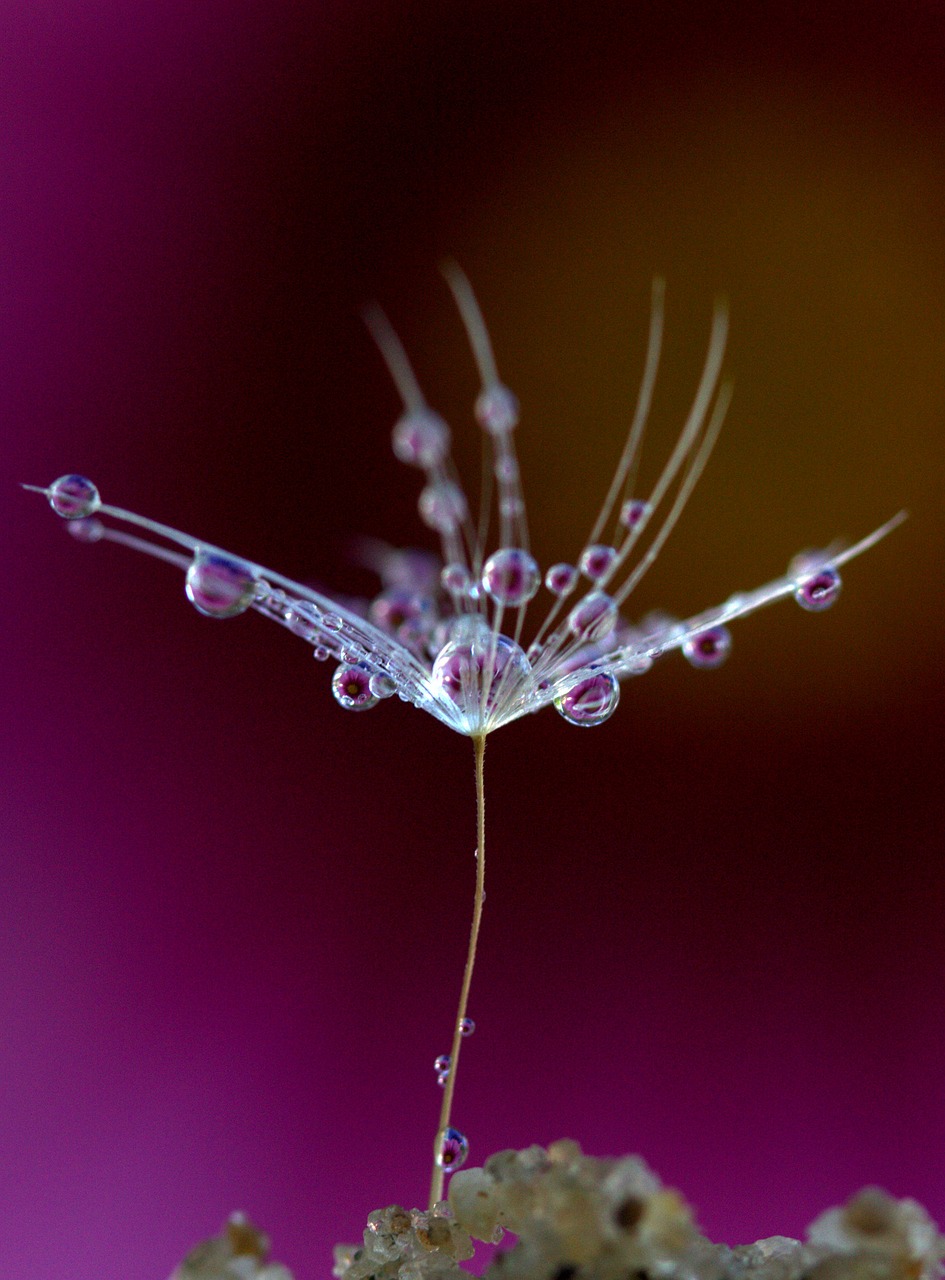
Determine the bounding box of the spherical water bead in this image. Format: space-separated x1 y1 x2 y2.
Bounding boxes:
794 566 842 612
392 407 450 468
619 498 651 530
322 613 344 631
434 1054 451 1075
482 548 540 606
554 672 620 727
185 553 257 619
459 1017 475 1037
48 474 101 519
369 671 397 699
579 544 618 582
436 1127 469 1172
331 663 379 711
67 516 104 543
441 563 472 596
683 625 731 669
475 383 519 435
312 645 330 662
369 587 430 635
431 634 532 727
545 562 578 597
567 591 618 643
419 481 468 534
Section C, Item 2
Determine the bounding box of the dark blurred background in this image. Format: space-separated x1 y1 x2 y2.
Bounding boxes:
3 2 944 1277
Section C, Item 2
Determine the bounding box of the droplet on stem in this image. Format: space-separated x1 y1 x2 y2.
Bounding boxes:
436 1127 469 1172
554 672 620 726
185 553 257 619
48 475 101 520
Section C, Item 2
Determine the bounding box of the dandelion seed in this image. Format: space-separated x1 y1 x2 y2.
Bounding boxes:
27 268 905 1214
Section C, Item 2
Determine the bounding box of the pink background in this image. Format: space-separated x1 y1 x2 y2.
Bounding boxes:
3 3 944 1277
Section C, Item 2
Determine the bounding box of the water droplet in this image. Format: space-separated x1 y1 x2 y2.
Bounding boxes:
436 1127 469 1172
312 645 330 662
500 496 524 519
369 588 430 635
322 613 344 631
459 1017 475 1037
579 544 618 582
683 626 731 669
431 634 532 728
482 548 540 606
434 1054 451 1074
392 408 451 468
545 563 578 596
185 553 257 619
554 672 620 726
67 516 104 543
619 499 651 529
567 592 618 643
331 663 379 711
419 481 468 534
794 566 841 612
475 384 519 435
369 671 397 699
437 1072 449 1088
441 563 472 595
48 475 100 519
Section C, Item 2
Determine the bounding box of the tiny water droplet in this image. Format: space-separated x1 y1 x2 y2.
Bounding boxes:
794 566 841 612
619 499 651 529
436 1127 469 1172
459 1017 475 1037
392 408 450 468
482 548 540 606
312 645 330 662
437 1072 449 1088
434 1054 451 1074
331 663 379 711
475 383 519 435
370 672 397 699
441 563 472 595
185 553 257 619
683 625 731 669
322 613 343 631
67 516 104 543
554 672 620 726
580 544 618 582
419 481 468 534
48 475 101 519
545 563 578 596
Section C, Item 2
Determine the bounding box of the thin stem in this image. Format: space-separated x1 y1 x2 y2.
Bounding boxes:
428 733 487 1209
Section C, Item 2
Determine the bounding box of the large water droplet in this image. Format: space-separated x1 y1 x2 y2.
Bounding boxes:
459 1017 475 1037
482 548 540 606
554 672 620 726
475 384 519 435
430 634 532 727
48 475 100 519
579 544 618 582
419 481 468 534
545 563 578 596
185 553 257 618
683 625 731 669
567 592 618 643
392 408 450 468
794 566 841 612
436 1127 469 1172
331 663 380 711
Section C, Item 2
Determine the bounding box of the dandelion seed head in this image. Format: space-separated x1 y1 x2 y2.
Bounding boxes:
30 272 904 741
